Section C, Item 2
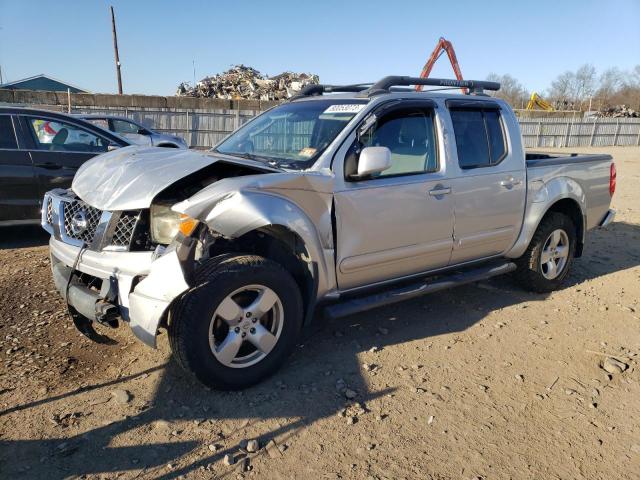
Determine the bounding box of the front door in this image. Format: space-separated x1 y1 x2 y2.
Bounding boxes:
447 104 526 263
334 103 454 290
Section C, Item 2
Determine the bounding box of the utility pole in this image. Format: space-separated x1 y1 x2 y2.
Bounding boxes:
110 6 123 94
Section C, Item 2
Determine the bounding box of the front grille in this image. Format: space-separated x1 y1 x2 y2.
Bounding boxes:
45 197 53 224
111 212 140 248
62 200 102 244
46 191 149 251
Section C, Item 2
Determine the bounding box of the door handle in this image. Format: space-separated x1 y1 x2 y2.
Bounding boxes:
500 177 522 188
35 162 62 170
428 186 451 196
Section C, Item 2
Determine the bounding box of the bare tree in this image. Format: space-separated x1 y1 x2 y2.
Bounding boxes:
631 65 640 87
486 73 529 108
573 64 597 106
548 71 575 102
596 68 624 108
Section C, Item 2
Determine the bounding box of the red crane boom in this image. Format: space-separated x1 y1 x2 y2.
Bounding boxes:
416 37 465 92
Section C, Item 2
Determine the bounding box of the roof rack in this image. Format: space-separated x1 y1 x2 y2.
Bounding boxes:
290 76 500 100
289 83 371 100
363 76 500 96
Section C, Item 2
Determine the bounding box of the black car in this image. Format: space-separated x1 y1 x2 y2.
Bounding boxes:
0 107 130 224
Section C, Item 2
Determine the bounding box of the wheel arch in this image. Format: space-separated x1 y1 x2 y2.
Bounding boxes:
184 191 337 323
542 198 585 257
207 225 319 326
507 177 587 259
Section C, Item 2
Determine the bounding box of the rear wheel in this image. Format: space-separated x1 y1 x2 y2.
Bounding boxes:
168 254 303 390
514 212 576 293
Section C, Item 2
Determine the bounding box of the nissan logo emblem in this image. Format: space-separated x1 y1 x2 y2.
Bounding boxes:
70 210 88 235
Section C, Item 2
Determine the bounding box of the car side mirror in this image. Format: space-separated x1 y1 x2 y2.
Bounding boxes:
138 128 150 135
351 146 391 179
107 144 120 151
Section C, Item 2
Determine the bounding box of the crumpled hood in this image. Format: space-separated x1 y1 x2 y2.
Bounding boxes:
72 146 219 211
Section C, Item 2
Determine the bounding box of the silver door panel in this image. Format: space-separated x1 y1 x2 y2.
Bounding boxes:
334 178 453 290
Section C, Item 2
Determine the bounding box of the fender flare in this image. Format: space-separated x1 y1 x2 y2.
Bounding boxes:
186 190 336 298
507 176 586 259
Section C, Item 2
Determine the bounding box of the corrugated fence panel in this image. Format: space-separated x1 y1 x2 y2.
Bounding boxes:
519 117 640 149
11 103 640 149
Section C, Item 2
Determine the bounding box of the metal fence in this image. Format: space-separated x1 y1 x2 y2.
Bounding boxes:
68 106 261 148
518 117 640 148
7 102 640 149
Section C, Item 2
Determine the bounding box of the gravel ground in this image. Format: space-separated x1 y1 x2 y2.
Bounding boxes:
0 147 638 480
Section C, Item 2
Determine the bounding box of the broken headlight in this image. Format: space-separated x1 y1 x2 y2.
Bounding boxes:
150 204 198 244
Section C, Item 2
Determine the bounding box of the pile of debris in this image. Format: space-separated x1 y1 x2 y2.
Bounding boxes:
596 105 639 118
176 65 319 101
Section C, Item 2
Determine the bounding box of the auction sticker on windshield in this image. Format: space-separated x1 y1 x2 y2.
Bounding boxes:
299 147 317 157
323 104 366 114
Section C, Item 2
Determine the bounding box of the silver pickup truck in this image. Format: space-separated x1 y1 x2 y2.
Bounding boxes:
42 76 616 389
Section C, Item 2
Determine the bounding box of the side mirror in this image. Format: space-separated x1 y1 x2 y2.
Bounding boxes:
107 144 120 151
353 146 391 179
138 128 150 135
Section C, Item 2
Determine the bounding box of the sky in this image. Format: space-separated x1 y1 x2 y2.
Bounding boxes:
0 0 638 96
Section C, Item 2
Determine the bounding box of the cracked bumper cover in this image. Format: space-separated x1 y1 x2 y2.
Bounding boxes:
50 235 195 348
129 237 195 348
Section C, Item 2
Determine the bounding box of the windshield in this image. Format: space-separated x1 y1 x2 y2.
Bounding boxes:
214 99 368 169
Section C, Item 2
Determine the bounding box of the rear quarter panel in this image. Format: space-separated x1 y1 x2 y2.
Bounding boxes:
507 156 612 258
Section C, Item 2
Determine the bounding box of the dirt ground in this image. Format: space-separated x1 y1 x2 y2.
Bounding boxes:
0 147 638 480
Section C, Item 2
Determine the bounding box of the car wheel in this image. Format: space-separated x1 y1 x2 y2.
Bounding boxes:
168 254 303 390
514 212 576 293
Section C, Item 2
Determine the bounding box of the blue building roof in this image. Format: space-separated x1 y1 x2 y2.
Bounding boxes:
0 74 89 93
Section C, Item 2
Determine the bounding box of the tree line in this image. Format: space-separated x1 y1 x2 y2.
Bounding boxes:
486 65 640 112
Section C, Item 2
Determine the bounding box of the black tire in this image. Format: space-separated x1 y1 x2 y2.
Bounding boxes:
514 212 577 293
168 254 303 390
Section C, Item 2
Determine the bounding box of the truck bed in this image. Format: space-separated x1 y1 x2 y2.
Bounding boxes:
525 151 613 232
526 152 612 167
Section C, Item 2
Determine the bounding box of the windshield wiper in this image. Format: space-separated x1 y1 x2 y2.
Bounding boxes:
213 150 281 167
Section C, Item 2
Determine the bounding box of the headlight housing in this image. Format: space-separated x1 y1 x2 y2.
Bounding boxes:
150 204 198 244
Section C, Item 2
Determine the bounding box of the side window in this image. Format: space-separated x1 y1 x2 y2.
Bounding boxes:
356 108 438 178
27 117 110 153
0 116 18 149
113 119 141 135
450 108 506 169
87 118 110 131
485 110 506 163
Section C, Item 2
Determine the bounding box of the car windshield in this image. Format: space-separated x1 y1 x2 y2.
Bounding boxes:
213 99 368 169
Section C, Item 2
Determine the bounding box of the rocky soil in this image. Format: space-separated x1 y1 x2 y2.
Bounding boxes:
0 147 638 480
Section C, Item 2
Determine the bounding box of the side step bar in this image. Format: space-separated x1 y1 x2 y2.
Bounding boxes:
324 261 516 320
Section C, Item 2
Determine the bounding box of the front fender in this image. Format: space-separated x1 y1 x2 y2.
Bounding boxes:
178 190 336 299
507 176 586 258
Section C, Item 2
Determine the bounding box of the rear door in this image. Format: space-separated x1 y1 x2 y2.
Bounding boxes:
447 101 526 264
18 114 117 197
0 114 39 222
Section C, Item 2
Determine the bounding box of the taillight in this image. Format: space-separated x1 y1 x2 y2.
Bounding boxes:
609 163 616 197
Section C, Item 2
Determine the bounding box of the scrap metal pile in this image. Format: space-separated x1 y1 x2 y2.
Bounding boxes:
596 105 639 118
176 65 319 100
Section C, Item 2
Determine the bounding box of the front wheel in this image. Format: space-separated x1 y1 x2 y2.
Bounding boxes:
514 212 576 293
168 254 303 390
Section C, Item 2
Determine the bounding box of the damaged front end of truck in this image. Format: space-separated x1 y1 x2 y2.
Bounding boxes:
42 146 336 347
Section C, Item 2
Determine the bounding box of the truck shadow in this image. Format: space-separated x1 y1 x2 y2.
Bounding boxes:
0 221 638 478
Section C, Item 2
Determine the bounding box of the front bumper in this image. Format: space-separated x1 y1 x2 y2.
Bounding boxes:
49 237 190 347
50 237 155 312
